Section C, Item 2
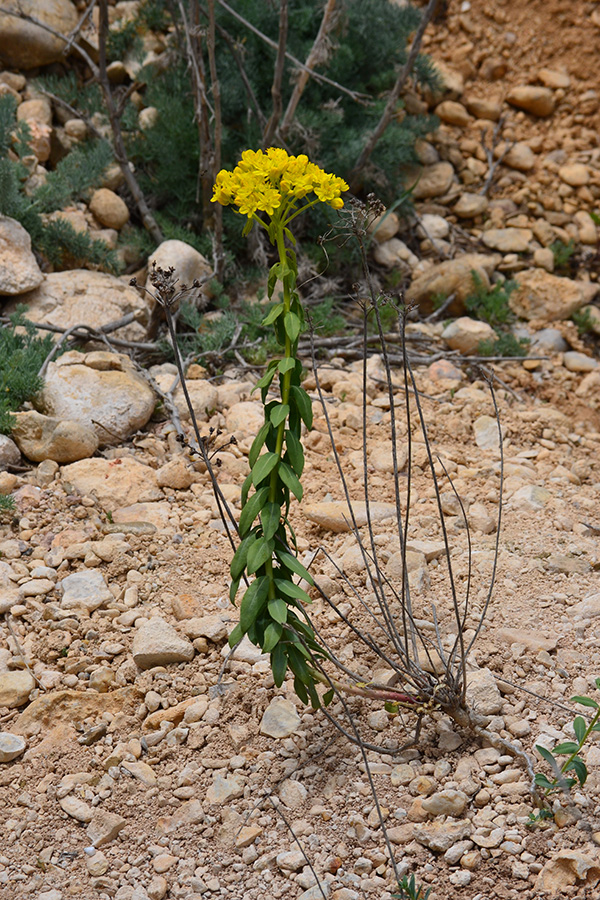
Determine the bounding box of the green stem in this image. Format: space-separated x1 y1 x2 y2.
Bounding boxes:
558 707 600 785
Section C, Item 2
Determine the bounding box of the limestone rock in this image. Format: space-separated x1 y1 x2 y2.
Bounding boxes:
466 668 503 716
509 269 597 322
179 615 229 642
574 211 598 245
156 457 196 490
13 687 135 736
87 810 127 848
303 499 398 533
373 238 419 269
535 851 600 897
112 501 171 531
465 97 502 120
537 68 570 89
225 401 265 436
12 411 99 463
60 795 94 823
153 375 218 424
417 213 449 240
89 189 129 229
61 457 161 508
0 434 21 469
481 228 532 253
511 485 551 510
503 142 536 172
558 164 589 187
453 193 489 218
0 0 78 69
421 789 468 817
413 820 472 853
0 215 44 295
442 317 496 355
206 773 244 804
408 254 499 315
6 271 148 341
0 671 34 708
0 731 26 761
405 162 455 200
39 352 156 446
435 100 471 127
58 569 113 612
567 593 600 621
563 351 598 373
132 618 195 669
366 210 400 243
506 85 555 117
260 697 302 739
147 239 212 306
473 415 501 451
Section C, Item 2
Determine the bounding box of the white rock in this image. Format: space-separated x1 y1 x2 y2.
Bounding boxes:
0 215 44 295
422 789 468 817
206 773 244 804
466 668 503 716
59 570 112 612
473 415 501 451
279 778 308 808
147 239 212 306
260 697 302 739
442 317 496 355
61 457 161 508
60 795 94 822
0 670 35 708
0 731 26 762
132 618 195 669
87 810 127 847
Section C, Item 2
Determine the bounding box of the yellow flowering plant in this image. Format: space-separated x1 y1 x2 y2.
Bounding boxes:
212 147 348 707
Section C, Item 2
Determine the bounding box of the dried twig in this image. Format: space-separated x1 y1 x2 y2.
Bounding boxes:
479 117 514 197
261 0 288 147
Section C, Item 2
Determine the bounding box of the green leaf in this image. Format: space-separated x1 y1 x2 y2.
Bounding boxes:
288 645 312 684
595 676 600 691
249 422 271 468
228 622 244 646
552 742 579 756
271 643 287 687
247 537 274 574
591 723 600 733
573 716 587 745
323 688 334 706
536 745 556 767
262 302 284 326
566 756 587 786
262 621 283 653
285 429 304 477
242 218 255 237
260 502 280 541
284 311 301 343
254 360 278 392
238 486 269 537
229 575 241 604
290 385 313 429
230 533 256 580
274 578 312 604
283 227 296 246
275 550 314 585
278 461 303 501
239 576 270 632
268 597 287 624
270 403 289 428
278 357 296 374
267 265 281 299
534 773 555 789
294 676 309 705
572 695 599 709
251 451 279 487
240 471 253 506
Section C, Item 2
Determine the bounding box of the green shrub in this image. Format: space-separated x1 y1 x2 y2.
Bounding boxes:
0 308 55 434
477 333 530 358
0 95 119 272
551 238 575 273
465 271 518 326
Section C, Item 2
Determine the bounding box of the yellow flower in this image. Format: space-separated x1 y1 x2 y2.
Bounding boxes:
211 147 348 219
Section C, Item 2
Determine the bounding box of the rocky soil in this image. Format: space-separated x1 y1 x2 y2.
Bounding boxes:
1 1 600 900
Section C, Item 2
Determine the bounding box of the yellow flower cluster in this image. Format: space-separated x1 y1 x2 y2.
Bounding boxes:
212 147 348 218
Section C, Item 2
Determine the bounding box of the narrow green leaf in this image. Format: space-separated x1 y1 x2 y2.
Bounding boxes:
242 218 254 237
271 643 287 687
247 537 273 574
566 757 587 786
275 549 314 585
239 576 269 632
268 597 287 624
290 385 313 429
254 360 278 392
284 310 301 343
552 742 579 756
591 723 600 732
278 357 296 374
288 645 312 684
238 486 269 537
285 429 304 477
230 533 256 580
270 403 289 428
241 471 253 506
294 676 308 705
228 622 244 646
536 745 556 767
572 695 599 709
595 676 600 691
283 227 296 246
260 502 280 541
262 621 282 653
267 264 282 299
323 689 334 706
274 578 312 604
262 302 284 326
573 716 587 745
249 422 271 468
251 451 279 487
278 461 303 500
534 773 554 789
229 575 241 604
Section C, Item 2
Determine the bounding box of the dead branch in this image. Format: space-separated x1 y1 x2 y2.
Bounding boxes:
479 117 515 196
280 0 338 138
262 0 288 148
349 0 440 190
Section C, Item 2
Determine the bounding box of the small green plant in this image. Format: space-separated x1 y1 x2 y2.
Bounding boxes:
465 271 517 326
393 874 432 900
572 306 596 336
533 677 600 807
551 238 576 273
0 494 15 514
477 333 530 358
213 147 347 708
0 307 55 434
